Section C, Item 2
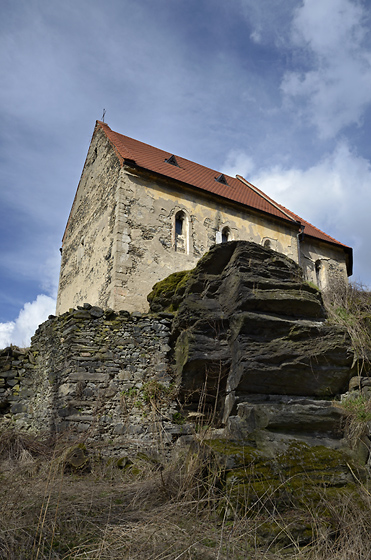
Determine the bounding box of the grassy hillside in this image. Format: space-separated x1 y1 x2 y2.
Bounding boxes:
0 426 371 560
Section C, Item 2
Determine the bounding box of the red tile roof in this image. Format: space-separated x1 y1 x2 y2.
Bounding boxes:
98 121 351 255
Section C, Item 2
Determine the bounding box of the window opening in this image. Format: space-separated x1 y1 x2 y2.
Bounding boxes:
175 214 183 236
221 227 231 243
264 239 271 249
175 211 187 253
315 260 322 288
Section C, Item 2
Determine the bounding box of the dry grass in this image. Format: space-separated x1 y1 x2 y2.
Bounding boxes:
323 280 371 372
0 429 371 559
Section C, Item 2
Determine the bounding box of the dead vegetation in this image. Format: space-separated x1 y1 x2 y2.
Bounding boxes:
0 428 371 559
323 280 371 372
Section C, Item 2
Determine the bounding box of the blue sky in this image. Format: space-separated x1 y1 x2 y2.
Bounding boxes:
1 0 371 346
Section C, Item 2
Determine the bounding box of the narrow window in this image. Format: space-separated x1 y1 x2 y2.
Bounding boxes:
175 211 187 253
221 227 231 243
175 213 183 236
315 260 322 288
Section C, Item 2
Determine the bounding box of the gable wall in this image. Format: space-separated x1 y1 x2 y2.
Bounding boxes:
56 128 121 314
300 239 349 290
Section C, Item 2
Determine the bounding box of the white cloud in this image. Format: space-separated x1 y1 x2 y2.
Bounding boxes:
0 323 15 347
282 0 371 138
223 151 256 178
224 141 371 285
238 0 297 47
40 252 61 299
0 295 56 348
250 29 262 44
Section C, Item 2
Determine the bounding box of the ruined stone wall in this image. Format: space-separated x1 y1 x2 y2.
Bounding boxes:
0 346 38 416
0 307 192 452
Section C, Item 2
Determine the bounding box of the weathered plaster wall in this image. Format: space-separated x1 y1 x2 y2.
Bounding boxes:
56 128 121 314
300 239 349 290
109 168 301 312
56 139 349 315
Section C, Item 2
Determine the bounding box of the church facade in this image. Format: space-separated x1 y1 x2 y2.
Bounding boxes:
56 121 352 315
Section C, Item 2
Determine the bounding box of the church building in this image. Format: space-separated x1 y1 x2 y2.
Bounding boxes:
56 121 353 314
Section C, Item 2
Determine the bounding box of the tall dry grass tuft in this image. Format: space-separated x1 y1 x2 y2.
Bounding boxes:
0 428 51 464
303 488 371 560
323 280 371 373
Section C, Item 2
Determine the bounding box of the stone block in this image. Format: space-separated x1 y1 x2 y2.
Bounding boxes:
7 379 19 387
0 370 17 378
118 370 131 381
69 372 107 382
10 403 27 414
349 376 362 390
66 415 94 422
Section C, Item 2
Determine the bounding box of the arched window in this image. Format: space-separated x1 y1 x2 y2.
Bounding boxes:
175 210 187 253
264 239 271 249
175 213 184 236
315 260 322 288
221 227 231 243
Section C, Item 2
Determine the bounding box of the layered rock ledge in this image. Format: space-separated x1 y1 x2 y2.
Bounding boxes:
149 241 357 455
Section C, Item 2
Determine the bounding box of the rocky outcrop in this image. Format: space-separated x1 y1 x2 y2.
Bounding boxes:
2 241 369 548
147 241 370 529
149 241 356 454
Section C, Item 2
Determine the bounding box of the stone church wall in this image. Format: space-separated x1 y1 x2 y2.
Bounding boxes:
109 166 301 312
300 238 349 291
57 127 306 314
56 127 122 314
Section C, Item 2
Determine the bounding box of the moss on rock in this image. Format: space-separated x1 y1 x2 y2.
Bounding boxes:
147 269 192 312
205 438 364 515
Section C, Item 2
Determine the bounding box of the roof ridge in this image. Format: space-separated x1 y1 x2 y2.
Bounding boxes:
98 121 238 180
236 175 298 224
96 122 350 253
275 202 350 248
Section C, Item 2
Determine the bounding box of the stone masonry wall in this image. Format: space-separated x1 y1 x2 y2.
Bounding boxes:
0 306 193 454
56 126 121 314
